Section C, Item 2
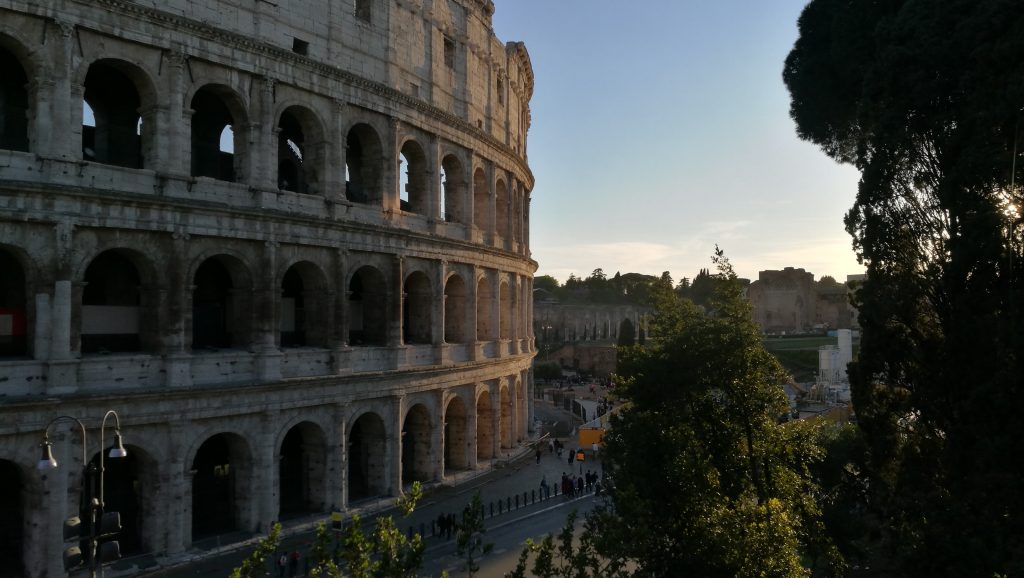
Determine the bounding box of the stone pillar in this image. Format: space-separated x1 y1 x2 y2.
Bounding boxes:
48 220 77 394
164 454 188 555
332 249 351 373
33 292 51 361
163 49 188 175
255 413 279 531
468 266 480 361
165 230 192 387
426 134 441 222
338 405 350 509
486 163 496 245
388 396 404 497
489 270 501 346
49 20 76 161
491 382 502 458
253 77 277 191
384 118 401 213
434 260 446 362
328 101 348 205
256 241 282 381
327 403 345 510
431 390 444 481
388 255 403 348
527 367 536 433
466 390 479 470
41 427 74 578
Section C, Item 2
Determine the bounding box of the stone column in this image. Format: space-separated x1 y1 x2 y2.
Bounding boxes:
253 77 277 191
434 260 446 363
33 291 51 361
164 450 188 555
466 388 479 470
388 396 404 497
256 240 282 381
338 405 350 509
48 220 77 394
527 367 536 433
432 389 445 481
255 413 279 531
328 101 348 206
163 49 188 175
388 255 404 349
426 134 441 222
49 20 76 161
486 163 496 245
327 403 345 510
384 119 401 213
165 230 192 386
40 426 74 578
468 266 479 361
332 249 351 373
489 270 501 346
491 382 502 458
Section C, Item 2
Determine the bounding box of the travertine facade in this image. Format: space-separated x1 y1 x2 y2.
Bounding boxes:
0 0 535 574
747 268 856 333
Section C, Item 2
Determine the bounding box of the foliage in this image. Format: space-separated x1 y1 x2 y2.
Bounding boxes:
455 492 493 577
505 511 630 578
599 249 844 577
228 523 281 578
534 360 563 381
786 1 1024 575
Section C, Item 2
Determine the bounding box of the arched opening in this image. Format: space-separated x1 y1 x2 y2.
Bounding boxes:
443 274 467 344
0 248 28 357
476 277 494 341
403 271 432 345
280 262 329 348
398 140 428 215
279 422 327 519
441 155 465 224
500 385 513 449
190 86 244 182
82 60 145 168
496 179 510 241
345 123 383 205
191 433 252 541
499 281 512 340
0 460 25 577
81 250 149 354
401 404 432 485
191 256 252 351
348 266 387 346
444 397 469 472
348 413 387 501
0 46 29 152
473 168 489 231
476 391 494 460
277 106 323 195
88 445 156 556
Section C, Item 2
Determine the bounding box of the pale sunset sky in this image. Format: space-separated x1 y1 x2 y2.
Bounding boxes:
491 1 864 284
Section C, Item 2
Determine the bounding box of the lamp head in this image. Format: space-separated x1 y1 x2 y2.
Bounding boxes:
38 439 58 471
108 431 127 459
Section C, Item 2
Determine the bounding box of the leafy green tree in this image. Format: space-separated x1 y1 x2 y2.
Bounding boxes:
455 492 493 577
228 523 281 578
596 249 843 577
533 275 560 294
506 511 630 578
786 2 1024 575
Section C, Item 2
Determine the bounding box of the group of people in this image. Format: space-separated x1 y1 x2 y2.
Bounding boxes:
436 512 460 540
276 550 303 577
558 470 600 498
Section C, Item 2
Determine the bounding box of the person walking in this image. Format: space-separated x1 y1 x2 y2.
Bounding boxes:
536 447 542 464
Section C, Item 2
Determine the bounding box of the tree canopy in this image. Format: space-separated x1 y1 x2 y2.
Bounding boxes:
594 250 842 577
785 1 1024 575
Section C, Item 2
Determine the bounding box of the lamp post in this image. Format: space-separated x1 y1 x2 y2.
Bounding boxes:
37 411 127 577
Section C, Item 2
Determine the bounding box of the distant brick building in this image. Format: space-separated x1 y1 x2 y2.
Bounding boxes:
747 268 858 333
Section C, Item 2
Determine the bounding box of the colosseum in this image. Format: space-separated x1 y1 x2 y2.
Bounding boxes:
0 0 535 574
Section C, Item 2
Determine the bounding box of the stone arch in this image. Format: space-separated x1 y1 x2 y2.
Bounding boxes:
499 279 512 340
403 270 432 345
401 403 432 484
348 265 387 346
0 40 30 152
278 421 327 519
348 412 387 501
79 248 159 354
475 389 494 460
399 139 429 215
190 254 254 351
0 245 29 357
190 432 253 541
81 58 158 168
440 153 466 224
443 395 469 472
443 273 468 344
0 459 26 576
279 260 330 348
190 84 249 182
495 177 510 241
499 383 513 449
473 167 489 231
87 444 158 556
476 274 495 341
346 122 384 205
277 104 326 195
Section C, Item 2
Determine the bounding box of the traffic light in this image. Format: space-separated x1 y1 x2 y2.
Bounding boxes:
62 515 84 571
61 507 122 572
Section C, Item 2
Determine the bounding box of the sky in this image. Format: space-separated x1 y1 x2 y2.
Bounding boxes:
491 1 864 284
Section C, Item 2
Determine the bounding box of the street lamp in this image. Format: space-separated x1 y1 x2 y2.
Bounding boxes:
38 411 127 577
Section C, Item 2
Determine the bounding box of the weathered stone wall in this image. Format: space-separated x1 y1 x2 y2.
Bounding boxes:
747 267 857 333
0 0 534 573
